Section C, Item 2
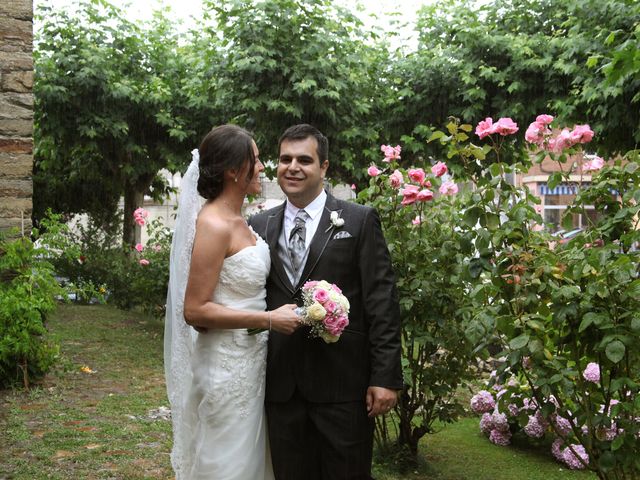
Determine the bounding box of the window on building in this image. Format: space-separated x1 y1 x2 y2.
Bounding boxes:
539 183 598 233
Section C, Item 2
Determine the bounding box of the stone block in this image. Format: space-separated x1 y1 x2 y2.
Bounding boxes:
0 18 33 46
0 118 32 137
0 137 32 154
0 92 33 118
0 197 31 217
0 1 33 20
0 51 32 72
0 178 32 197
0 70 33 92
0 153 32 177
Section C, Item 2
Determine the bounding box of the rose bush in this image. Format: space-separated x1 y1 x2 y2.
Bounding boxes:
361 117 639 478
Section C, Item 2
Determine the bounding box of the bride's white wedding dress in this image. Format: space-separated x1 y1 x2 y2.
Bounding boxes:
174 231 274 479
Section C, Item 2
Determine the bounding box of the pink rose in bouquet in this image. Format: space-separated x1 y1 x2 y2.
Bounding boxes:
298 280 350 343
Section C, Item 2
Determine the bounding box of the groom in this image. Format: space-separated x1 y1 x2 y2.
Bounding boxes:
249 124 403 480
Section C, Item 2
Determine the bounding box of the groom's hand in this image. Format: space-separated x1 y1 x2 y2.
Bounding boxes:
366 386 399 417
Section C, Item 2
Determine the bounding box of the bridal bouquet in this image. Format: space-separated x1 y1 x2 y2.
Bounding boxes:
297 280 350 343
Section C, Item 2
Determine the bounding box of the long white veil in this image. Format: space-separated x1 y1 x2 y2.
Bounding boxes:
164 149 202 477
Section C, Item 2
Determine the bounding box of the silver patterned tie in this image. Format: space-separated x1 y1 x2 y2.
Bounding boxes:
289 209 309 272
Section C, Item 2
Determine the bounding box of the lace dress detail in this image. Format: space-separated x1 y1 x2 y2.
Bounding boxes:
174 232 274 480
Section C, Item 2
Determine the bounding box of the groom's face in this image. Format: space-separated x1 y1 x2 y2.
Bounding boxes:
277 136 329 208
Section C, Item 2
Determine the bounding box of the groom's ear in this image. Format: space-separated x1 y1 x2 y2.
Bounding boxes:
320 159 329 178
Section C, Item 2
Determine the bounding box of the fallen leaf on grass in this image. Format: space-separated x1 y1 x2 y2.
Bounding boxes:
80 365 96 374
84 443 102 450
33 430 47 438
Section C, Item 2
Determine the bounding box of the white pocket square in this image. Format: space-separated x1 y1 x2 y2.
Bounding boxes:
333 231 352 239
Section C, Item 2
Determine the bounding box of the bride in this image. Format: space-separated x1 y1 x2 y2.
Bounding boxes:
164 124 300 479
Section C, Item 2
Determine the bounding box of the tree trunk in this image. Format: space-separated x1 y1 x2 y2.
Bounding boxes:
123 184 144 247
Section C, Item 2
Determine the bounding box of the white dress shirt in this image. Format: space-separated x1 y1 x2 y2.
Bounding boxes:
284 189 327 248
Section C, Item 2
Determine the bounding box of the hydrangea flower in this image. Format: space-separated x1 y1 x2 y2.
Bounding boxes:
524 414 547 438
583 362 601 383
480 412 494 434
489 428 512 446
562 444 589 470
470 390 496 414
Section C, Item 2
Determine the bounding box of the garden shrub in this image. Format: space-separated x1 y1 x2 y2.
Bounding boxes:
0 231 62 388
49 209 171 316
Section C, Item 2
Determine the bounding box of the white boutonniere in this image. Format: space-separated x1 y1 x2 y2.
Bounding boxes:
325 211 345 232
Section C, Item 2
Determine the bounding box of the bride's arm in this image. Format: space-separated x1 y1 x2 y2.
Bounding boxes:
183 214 298 333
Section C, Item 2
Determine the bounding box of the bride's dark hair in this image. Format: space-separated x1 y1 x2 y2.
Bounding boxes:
197 124 256 200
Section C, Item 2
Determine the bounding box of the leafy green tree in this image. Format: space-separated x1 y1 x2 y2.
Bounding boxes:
34 1 201 245
201 0 390 179
394 0 639 159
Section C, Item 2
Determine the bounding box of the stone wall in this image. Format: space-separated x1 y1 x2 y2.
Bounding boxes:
0 0 33 234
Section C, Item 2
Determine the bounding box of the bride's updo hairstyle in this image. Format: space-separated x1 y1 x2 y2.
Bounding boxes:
197 124 256 200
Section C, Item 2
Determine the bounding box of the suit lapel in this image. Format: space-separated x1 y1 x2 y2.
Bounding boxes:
265 204 295 293
296 194 342 291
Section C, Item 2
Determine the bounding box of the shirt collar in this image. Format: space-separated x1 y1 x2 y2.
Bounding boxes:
285 189 327 222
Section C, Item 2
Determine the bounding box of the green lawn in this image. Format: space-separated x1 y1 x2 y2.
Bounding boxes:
0 304 597 479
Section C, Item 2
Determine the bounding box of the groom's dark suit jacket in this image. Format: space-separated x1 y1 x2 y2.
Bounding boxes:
249 193 403 403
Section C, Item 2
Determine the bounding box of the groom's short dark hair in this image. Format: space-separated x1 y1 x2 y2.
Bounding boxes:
279 124 328 163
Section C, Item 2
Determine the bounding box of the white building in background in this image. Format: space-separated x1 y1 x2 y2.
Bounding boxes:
137 170 356 244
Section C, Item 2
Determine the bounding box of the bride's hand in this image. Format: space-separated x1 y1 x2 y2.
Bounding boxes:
269 304 302 335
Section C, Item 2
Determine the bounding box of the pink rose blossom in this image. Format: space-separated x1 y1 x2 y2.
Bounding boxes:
562 444 589 470
367 165 381 177
304 280 319 289
139 259 150 266
470 390 496 414
536 114 554 125
475 117 495 139
493 117 519 136
134 207 149 226
389 169 403 189
431 161 448 177
570 124 594 144
313 288 329 304
331 283 342 294
324 300 337 314
407 168 426 185
583 155 605 172
400 184 420 205
525 121 545 144
381 144 401 161
439 181 459 195
551 128 575 152
583 362 600 383
489 428 512 446
476 117 519 139
350 184 356 190
412 215 422 226
423 180 432 188
135 243 144 252
417 189 434 202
